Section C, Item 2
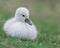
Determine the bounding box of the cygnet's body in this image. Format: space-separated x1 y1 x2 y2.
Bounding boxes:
3 7 38 40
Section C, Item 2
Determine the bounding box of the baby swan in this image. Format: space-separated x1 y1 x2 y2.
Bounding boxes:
3 7 38 40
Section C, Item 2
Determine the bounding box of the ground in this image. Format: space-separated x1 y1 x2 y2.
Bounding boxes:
0 0 60 48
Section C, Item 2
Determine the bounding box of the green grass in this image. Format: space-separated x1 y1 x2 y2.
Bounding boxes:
0 0 60 48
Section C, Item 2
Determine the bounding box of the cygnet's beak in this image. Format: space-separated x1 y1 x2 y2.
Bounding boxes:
25 18 32 25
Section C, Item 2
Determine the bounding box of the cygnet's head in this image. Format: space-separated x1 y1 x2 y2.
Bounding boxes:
15 7 32 25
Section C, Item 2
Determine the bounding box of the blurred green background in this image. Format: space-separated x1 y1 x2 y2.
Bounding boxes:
0 0 60 48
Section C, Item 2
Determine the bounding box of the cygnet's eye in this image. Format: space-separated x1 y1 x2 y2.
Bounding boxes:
22 15 25 17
